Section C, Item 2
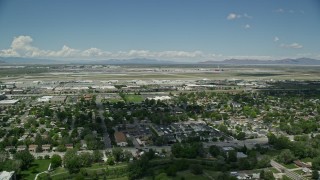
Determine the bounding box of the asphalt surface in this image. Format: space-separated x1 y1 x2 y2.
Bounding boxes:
270 160 307 180
96 98 112 148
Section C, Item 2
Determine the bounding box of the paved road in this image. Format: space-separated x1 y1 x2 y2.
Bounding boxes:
203 137 268 149
270 160 307 180
29 136 268 159
96 98 112 148
34 163 51 180
31 146 171 159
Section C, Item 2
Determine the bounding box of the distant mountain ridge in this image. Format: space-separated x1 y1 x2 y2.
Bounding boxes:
199 58 320 65
0 57 177 65
84 58 177 64
0 57 61 64
1 57 320 65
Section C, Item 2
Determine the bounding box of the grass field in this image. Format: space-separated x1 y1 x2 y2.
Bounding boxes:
143 170 223 180
282 163 297 169
268 167 280 173
264 149 282 157
293 169 305 175
48 163 128 180
108 177 128 180
107 98 124 103
20 159 51 180
3 65 320 82
301 157 312 163
124 94 144 103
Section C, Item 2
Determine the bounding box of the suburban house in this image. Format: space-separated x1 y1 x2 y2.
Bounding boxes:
114 131 128 147
42 144 51 152
28 144 38 152
0 171 16 180
16 145 27 152
65 144 73 149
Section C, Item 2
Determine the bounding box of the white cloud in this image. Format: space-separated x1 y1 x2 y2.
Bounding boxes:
280 43 303 49
0 35 216 61
227 13 252 20
274 36 279 42
0 49 19 57
275 8 284 13
227 13 239 20
1 35 312 62
0 36 82 58
225 55 274 60
244 24 251 29
81 48 111 57
275 8 304 14
11 36 33 50
243 13 252 19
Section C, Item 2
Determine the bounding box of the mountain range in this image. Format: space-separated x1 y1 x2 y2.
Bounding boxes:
0 57 320 65
0 57 176 65
199 58 320 65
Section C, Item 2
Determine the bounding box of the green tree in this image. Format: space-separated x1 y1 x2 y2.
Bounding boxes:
260 170 265 179
166 164 177 176
127 155 150 180
257 155 271 168
92 150 103 162
2 160 22 174
79 152 93 167
236 132 246 140
51 154 62 169
171 142 204 158
63 149 81 173
14 150 34 170
312 157 320 170
123 150 133 162
190 164 203 175
238 158 251 170
209 145 221 157
277 149 295 164
264 170 275 180
112 147 124 162
312 170 319 180
227 150 237 162
107 156 115 165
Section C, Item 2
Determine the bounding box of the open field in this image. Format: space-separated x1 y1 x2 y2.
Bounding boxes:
124 94 144 103
2 65 320 82
142 170 226 180
20 159 51 180
41 163 128 180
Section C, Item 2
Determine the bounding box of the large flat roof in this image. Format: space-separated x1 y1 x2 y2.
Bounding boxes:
0 171 15 179
0 99 19 105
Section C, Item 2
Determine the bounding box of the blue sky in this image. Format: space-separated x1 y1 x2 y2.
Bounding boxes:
0 0 319 62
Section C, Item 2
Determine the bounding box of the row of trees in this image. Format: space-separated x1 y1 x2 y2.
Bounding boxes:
63 149 103 173
0 150 34 174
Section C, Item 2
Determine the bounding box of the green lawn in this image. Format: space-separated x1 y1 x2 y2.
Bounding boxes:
49 163 128 180
264 149 282 157
176 171 210 180
50 167 68 176
20 159 51 180
203 170 223 179
108 177 128 180
124 94 144 103
293 169 305 175
106 98 124 103
143 170 211 180
301 157 312 163
268 167 280 173
85 162 127 170
282 163 297 169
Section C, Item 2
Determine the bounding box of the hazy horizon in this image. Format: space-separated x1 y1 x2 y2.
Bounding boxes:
0 0 319 62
